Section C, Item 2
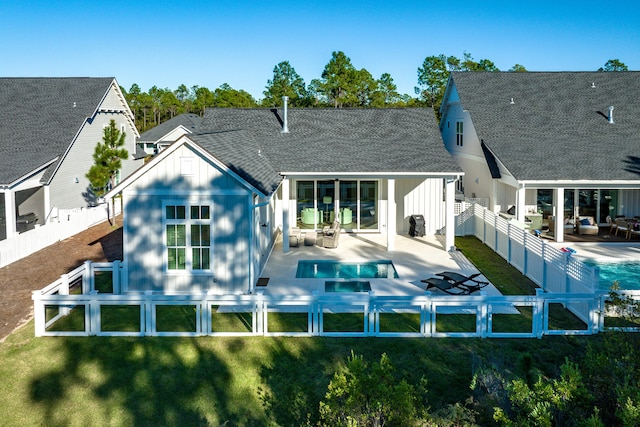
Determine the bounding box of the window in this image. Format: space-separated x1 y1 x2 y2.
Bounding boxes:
164 203 211 271
456 121 464 146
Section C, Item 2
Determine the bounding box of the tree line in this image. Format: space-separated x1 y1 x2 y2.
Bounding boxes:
121 53 628 132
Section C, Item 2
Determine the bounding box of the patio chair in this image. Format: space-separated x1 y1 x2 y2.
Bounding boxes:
436 271 489 293
606 215 616 235
421 277 470 295
615 218 630 239
576 216 599 235
322 220 341 248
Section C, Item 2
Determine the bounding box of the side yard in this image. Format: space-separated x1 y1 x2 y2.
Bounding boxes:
0 218 122 341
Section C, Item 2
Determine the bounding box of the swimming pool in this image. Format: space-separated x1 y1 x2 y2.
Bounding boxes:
296 260 398 279
325 280 372 292
583 260 640 290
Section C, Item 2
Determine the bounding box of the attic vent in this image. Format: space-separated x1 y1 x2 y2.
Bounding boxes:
608 106 614 124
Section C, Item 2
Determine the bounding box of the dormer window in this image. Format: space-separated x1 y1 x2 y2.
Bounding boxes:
456 121 464 146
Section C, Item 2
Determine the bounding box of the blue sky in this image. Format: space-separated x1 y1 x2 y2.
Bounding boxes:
2 0 639 100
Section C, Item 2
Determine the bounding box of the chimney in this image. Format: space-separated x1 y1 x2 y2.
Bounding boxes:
608 105 614 124
281 96 289 133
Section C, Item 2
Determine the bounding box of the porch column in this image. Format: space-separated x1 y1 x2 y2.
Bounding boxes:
43 185 51 224
282 179 290 253
554 187 565 243
4 189 16 238
445 178 455 251
516 185 526 223
386 179 396 251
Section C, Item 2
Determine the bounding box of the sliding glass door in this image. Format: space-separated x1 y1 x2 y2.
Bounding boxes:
295 179 378 231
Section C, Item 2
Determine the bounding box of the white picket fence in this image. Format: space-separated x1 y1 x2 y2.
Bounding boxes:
0 204 116 268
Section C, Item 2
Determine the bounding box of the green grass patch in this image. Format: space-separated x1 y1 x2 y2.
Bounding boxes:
323 312 364 332
45 305 86 332
94 271 113 293
492 306 534 333
436 313 476 333
267 312 308 333
101 305 141 332
211 306 253 332
379 311 421 333
156 305 197 333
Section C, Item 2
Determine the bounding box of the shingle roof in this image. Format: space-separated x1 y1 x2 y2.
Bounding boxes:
0 77 114 186
189 130 282 196
138 113 202 143
199 108 460 175
450 71 640 181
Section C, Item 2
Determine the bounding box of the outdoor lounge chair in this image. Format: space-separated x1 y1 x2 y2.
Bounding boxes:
421 277 470 295
322 220 341 248
436 271 489 294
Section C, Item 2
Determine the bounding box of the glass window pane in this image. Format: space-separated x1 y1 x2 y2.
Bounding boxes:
176 225 186 246
166 225 175 245
192 248 201 270
201 206 210 219
201 248 210 269
360 181 378 230
177 248 186 269
168 248 177 269
191 206 200 219
176 205 186 219
191 225 201 246
201 225 210 246
166 205 175 219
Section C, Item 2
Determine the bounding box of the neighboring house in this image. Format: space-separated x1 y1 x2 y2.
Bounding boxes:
0 78 142 241
440 71 640 242
136 113 202 156
106 106 462 294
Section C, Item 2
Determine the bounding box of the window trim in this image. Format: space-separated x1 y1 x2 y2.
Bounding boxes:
455 121 464 147
162 200 213 275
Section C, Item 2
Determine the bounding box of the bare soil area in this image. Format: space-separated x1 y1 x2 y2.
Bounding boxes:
0 218 123 341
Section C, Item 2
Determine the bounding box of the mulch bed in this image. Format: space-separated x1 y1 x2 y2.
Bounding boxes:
0 217 123 341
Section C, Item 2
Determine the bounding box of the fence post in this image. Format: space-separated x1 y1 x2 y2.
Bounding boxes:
112 260 121 294
534 289 545 338
144 291 154 336
32 291 45 336
88 290 99 335
82 260 92 294
201 293 211 335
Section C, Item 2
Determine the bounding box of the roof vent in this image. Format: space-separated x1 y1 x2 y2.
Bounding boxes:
73 102 76 108
591 82 596 88
608 106 614 124
509 98 515 104
281 96 289 133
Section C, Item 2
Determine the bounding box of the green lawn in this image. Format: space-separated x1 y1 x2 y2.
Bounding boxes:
0 236 620 425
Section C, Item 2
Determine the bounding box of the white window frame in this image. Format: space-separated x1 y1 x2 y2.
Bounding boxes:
162 200 213 275
456 121 464 146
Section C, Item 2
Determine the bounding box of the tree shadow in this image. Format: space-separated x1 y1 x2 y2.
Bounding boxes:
623 155 640 177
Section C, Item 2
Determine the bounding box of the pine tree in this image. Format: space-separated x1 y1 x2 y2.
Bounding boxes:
86 120 129 197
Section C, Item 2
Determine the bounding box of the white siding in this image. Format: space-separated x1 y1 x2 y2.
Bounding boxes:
122 144 253 293
395 178 446 234
48 84 141 209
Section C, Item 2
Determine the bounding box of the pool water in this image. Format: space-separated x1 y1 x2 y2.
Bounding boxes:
325 280 372 292
296 260 398 279
583 260 640 290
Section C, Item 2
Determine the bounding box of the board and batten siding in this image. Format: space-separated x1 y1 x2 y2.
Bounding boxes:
395 178 446 234
48 84 141 209
122 144 252 293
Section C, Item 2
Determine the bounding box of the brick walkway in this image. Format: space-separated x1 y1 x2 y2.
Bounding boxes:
0 218 122 341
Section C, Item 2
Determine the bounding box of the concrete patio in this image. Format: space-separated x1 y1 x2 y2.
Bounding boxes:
258 232 500 297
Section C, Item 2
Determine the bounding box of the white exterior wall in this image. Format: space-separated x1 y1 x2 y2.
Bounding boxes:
121 144 254 294
49 84 141 209
395 178 447 234
441 91 494 203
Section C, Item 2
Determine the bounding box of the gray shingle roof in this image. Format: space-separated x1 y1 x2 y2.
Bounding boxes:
199 108 460 176
0 77 114 186
138 113 202 143
450 71 640 181
189 130 282 196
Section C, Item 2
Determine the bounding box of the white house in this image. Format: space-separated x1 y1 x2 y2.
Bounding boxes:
440 71 640 242
106 106 463 294
0 78 142 241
